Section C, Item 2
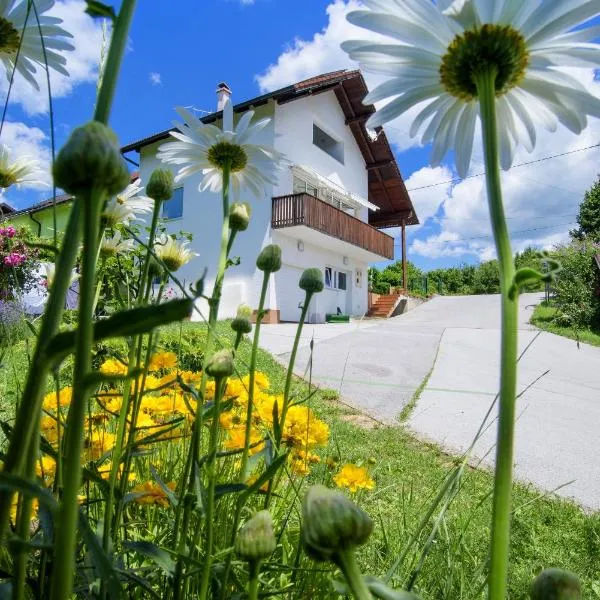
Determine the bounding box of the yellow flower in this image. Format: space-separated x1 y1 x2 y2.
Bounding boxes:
241 371 270 392
97 460 136 482
40 414 60 445
99 358 129 376
254 393 284 425
98 394 123 414
225 379 248 404
35 455 56 481
333 464 375 493
148 352 178 372
224 425 263 454
131 481 176 507
290 450 321 476
42 386 72 411
281 406 329 450
84 430 116 461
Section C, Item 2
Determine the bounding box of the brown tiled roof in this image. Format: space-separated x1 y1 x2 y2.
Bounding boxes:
122 70 417 227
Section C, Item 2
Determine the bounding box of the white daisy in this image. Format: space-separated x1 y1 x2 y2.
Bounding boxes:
42 262 77 290
342 0 600 177
157 96 285 198
102 178 153 227
100 230 135 258
0 144 45 189
153 235 197 272
0 0 74 90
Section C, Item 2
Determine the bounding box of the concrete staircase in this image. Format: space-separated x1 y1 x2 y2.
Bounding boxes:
367 294 403 318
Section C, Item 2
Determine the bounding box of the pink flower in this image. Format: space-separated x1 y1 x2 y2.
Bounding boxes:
0 226 16 238
3 252 25 267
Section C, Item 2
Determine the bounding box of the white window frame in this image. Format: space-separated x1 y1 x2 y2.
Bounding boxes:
325 266 349 291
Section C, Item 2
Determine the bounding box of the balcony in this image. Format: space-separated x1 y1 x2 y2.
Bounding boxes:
272 193 394 260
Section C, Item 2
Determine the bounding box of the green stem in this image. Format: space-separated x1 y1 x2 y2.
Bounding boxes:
180 161 231 600
50 188 105 600
248 560 261 600
219 272 270 597
278 291 313 440
335 550 372 600
198 375 227 600
13 409 42 600
138 196 162 307
476 70 518 600
239 271 270 481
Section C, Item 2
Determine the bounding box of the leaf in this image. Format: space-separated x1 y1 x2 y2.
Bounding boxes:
122 541 175 577
0 472 58 513
367 577 422 600
78 510 122 598
241 453 287 501
150 464 178 508
215 483 247 498
85 0 117 20
44 298 194 364
116 569 162 599
24 319 38 337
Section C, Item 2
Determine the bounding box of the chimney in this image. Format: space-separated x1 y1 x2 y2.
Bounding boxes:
216 82 232 112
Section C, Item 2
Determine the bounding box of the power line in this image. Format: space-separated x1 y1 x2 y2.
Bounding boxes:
393 221 576 247
406 143 600 192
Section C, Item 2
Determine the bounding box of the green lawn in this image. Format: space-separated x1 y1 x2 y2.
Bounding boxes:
1 320 599 599
530 301 600 347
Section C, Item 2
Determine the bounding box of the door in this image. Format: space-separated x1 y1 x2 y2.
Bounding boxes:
276 265 310 322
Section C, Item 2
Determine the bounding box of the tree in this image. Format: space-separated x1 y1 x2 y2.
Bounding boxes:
571 176 600 241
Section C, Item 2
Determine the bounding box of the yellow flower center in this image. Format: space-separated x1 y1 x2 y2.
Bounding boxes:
440 24 529 101
0 169 17 188
0 17 20 55
207 141 248 172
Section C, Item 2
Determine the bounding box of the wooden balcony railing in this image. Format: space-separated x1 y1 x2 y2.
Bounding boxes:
272 193 394 260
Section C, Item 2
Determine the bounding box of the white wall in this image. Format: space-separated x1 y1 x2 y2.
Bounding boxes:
136 91 372 322
272 230 368 323
137 103 276 320
273 91 370 223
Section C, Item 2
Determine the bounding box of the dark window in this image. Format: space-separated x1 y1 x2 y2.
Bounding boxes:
325 267 333 288
337 272 347 291
313 124 344 164
162 187 183 220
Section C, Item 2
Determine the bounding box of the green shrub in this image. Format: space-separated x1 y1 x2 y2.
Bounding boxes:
552 241 600 329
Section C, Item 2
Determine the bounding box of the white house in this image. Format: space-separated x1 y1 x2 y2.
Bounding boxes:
122 70 418 323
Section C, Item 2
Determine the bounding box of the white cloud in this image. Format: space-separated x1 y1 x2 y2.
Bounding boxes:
149 72 162 86
0 0 104 115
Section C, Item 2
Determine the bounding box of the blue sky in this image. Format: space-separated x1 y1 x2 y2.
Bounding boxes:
3 0 600 272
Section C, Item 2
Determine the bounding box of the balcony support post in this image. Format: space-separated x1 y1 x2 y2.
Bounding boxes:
401 219 407 292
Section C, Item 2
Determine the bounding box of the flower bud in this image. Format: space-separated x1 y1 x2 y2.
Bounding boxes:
204 349 234 379
146 168 174 202
299 268 324 294
231 303 253 334
531 569 581 600
302 485 373 562
235 510 276 562
229 202 251 232
53 121 130 197
256 244 282 273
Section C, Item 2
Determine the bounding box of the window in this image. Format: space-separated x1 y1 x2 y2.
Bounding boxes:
325 267 349 291
162 187 183 220
355 269 363 288
293 175 318 197
313 124 344 164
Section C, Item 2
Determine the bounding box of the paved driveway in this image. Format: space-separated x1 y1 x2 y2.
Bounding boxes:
259 293 600 508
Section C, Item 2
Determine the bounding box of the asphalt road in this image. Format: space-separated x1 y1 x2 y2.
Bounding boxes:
258 293 600 508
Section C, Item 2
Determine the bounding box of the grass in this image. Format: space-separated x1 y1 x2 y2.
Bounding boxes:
530 301 600 347
2 318 599 599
